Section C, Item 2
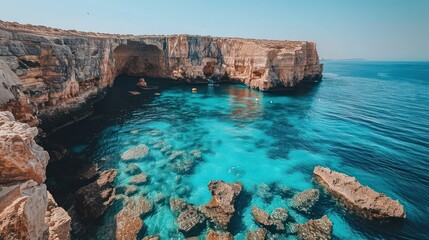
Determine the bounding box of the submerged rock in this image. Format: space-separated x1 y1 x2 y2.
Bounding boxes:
313 166 406 219
142 236 160 240
201 180 242 230
125 186 138 196
129 173 148 185
206 229 234 240
256 183 273 202
169 150 185 161
296 215 333 240
75 169 117 220
246 228 268 240
121 144 149 161
79 163 99 181
170 198 189 212
251 206 288 231
291 189 320 214
125 163 142 175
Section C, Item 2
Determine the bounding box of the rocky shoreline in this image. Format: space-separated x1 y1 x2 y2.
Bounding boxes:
0 109 407 239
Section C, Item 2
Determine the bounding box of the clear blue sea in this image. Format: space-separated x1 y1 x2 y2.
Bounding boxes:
46 61 429 239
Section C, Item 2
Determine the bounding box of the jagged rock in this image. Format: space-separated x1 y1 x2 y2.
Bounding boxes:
170 198 188 212
78 163 99 181
45 192 71 240
121 144 149 161
296 215 333 240
251 206 288 231
271 208 289 231
246 228 268 240
206 229 234 240
0 180 48 240
136 78 147 87
252 206 272 226
129 173 148 185
0 111 49 184
125 185 138 196
115 196 152 240
125 163 142 175
177 205 206 233
313 166 406 219
291 189 320 214
201 180 242 230
75 169 117 220
256 183 273 202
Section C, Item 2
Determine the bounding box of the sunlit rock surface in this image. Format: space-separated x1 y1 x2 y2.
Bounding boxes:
296 215 333 240
0 20 322 129
313 166 406 219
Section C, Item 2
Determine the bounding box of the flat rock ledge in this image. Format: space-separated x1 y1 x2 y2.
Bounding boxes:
313 166 406 219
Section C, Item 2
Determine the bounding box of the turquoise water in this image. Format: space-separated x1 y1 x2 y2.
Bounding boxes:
46 61 429 239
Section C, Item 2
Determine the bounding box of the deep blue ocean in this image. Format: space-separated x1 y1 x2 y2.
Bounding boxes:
46 61 429 239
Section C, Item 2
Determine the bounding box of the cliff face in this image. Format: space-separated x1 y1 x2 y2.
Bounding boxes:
0 21 322 129
0 111 71 240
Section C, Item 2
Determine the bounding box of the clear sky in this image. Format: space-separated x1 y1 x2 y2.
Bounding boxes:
2 0 428 60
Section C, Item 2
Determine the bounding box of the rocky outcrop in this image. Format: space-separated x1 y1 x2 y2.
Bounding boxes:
251 206 288 231
121 144 150 161
115 196 152 240
201 180 242 230
313 166 406 219
0 111 70 240
75 169 117 220
246 228 268 240
296 215 333 240
45 192 71 240
0 21 322 130
291 189 320 214
0 111 48 184
206 229 234 240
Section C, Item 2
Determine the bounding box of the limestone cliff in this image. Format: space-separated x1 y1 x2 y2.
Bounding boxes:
0 21 322 130
0 111 71 239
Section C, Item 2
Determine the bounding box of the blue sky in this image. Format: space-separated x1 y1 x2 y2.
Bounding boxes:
2 0 428 60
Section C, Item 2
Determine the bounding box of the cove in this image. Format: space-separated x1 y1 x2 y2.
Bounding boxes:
44 61 429 239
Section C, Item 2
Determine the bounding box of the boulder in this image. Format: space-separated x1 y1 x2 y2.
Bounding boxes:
201 180 242 230
121 144 149 161
206 229 234 240
0 111 49 184
291 189 320 214
136 78 147 87
75 169 117 220
251 206 272 226
251 206 288 231
313 166 406 219
296 215 333 240
0 180 48 240
129 173 148 185
125 163 142 175
170 198 188 212
45 192 71 240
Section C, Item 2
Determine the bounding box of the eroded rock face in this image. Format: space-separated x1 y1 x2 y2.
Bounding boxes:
291 189 320 214
0 21 322 129
201 181 242 230
45 192 71 240
0 180 48 240
296 215 333 240
75 169 117 220
177 205 206 233
313 166 406 219
246 228 268 240
0 111 49 184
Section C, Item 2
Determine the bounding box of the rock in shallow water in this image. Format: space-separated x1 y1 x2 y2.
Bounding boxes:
75 169 117 220
200 180 242 230
251 206 288 231
206 229 234 240
129 173 148 185
296 215 333 240
313 166 406 219
291 189 320 214
121 144 149 161
125 163 142 175
177 205 206 233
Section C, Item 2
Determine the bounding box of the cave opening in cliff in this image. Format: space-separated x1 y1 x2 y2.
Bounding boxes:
113 41 166 79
